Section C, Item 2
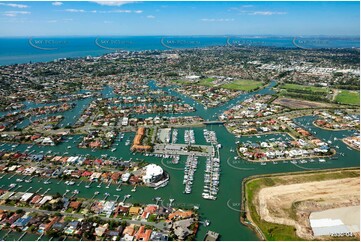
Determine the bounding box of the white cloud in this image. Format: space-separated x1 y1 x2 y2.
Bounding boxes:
3 13 16 17
110 9 131 13
3 11 31 17
47 20 58 23
52 2 63 7
64 9 86 13
250 11 287 15
230 6 287 16
103 20 113 23
108 9 142 14
62 8 142 14
241 5 253 8
92 1 135 6
201 18 234 22
147 15 155 19
0 3 28 8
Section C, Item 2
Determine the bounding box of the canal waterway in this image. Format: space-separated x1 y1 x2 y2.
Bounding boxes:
0 81 359 241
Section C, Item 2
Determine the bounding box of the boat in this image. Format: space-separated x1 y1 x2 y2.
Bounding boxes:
111 148 117 152
16 179 23 182
131 185 137 192
116 184 122 191
65 181 75 186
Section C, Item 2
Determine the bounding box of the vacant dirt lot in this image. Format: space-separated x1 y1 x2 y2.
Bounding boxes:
273 97 334 109
257 177 360 240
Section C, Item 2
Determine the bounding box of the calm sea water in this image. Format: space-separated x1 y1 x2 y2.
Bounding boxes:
0 36 359 66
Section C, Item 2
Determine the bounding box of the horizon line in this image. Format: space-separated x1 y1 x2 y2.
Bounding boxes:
0 34 360 38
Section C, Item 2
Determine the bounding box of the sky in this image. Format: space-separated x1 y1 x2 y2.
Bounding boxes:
0 1 359 36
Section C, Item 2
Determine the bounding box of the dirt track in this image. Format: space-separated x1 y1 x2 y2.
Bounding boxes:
257 177 360 239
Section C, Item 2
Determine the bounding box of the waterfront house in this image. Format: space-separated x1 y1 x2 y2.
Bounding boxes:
64 221 79 235
168 210 194 220
69 201 82 211
4 213 21 225
129 206 142 216
44 216 59 232
150 231 169 241
11 214 32 228
30 195 43 205
38 196 53 206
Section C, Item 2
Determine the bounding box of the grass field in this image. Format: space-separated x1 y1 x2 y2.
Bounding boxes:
335 90 360 105
244 169 360 241
172 78 215 86
198 78 215 86
221 79 263 91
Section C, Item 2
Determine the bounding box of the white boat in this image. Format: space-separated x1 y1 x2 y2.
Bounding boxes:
65 181 75 186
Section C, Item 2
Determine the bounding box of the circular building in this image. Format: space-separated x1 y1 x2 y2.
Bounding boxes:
142 164 167 186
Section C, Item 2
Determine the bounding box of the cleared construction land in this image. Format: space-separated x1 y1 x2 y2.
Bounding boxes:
273 97 335 109
243 169 360 240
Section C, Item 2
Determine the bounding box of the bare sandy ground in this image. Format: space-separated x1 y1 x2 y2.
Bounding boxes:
273 97 334 109
257 177 360 239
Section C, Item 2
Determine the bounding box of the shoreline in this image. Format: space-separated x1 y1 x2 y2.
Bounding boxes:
342 138 360 151
312 120 357 131
239 149 336 163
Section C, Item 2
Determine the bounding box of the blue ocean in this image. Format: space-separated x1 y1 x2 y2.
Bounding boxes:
0 36 359 66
